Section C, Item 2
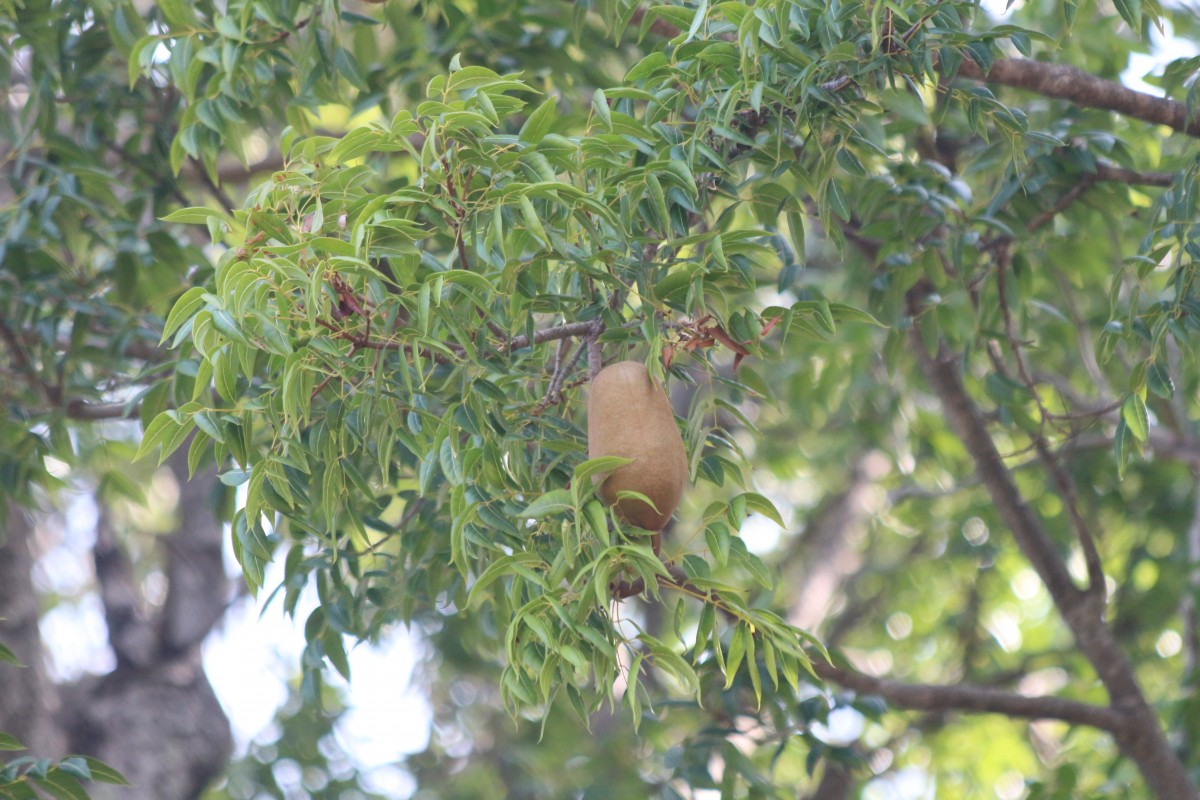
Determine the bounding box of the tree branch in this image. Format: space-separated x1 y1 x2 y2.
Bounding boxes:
912 332 1198 800
1184 472 1200 719
917 341 1089 614
812 659 1123 730
1094 162 1175 187
955 57 1200 137
630 9 1199 140
783 456 881 633
1 318 146 420
62 399 142 421
504 320 604 353
1024 175 1097 233
991 257 1106 598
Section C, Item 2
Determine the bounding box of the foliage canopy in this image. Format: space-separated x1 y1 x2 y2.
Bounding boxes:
4 0 1200 796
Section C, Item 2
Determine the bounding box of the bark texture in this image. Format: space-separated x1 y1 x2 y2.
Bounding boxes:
0 454 233 800
956 56 1200 137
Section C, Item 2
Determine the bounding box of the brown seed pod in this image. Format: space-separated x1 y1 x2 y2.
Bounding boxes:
587 361 688 530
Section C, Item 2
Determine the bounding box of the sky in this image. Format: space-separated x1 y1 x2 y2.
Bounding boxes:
202 556 432 796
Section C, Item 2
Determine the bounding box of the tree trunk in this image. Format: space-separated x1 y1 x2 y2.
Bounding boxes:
0 456 234 800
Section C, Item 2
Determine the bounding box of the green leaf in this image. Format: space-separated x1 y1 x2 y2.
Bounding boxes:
1114 417 1133 478
158 0 198 29
0 642 26 668
520 489 574 518
31 772 88 800
706 522 731 566
625 52 669 83
573 456 635 485
785 209 805 263
612 490 662 520
684 0 709 42
322 628 351 681
160 286 208 343
81 759 130 786
1121 394 1149 442
1148 361 1174 398
519 97 558 143
745 627 761 706
724 623 747 688
0 733 26 751
583 499 611 547
161 207 228 225
738 492 785 527
828 303 886 327
334 47 369 91
1112 0 1141 33
467 553 546 608
639 633 700 697
591 88 612 130
446 65 532 94
135 412 184 462
54 759 90 783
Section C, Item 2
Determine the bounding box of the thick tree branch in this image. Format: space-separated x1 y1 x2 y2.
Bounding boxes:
1184 473 1200 712
956 57 1200 137
630 6 1198 139
913 335 1198 800
62 399 142 420
917 342 1089 615
812 660 1123 731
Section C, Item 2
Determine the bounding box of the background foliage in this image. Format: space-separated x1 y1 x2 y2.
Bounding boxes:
3 0 1200 797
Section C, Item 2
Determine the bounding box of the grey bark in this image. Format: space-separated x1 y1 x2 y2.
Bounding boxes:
0 454 233 800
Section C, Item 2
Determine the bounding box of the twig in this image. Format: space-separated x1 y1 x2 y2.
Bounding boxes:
192 165 237 216
0 319 143 420
610 561 735 619
537 338 589 412
994 250 1106 599
506 320 604 353
1025 174 1097 232
1094 162 1175 187
587 328 602 380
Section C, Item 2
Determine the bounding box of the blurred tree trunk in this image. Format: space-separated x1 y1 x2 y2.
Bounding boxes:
0 454 233 800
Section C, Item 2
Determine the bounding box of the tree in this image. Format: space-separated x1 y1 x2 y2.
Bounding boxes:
3 0 1200 798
